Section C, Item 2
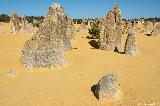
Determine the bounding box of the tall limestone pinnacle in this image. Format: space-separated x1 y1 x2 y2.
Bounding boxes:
21 3 74 69
124 27 138 56
151 22 160 36
99 3 123 52
10 13 21 34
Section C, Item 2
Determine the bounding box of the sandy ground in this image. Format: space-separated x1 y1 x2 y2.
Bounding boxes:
0 23 160 106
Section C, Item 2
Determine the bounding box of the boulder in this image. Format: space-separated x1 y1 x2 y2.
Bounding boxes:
94 73 122 100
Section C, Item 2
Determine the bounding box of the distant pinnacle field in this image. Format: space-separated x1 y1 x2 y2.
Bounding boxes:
0 23 160 106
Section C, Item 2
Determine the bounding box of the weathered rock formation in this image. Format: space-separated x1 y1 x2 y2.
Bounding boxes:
0 23 3 33
94 73 122 100
124 27 138 56
99 3 123 52
10 13 21 34
20 18 34 35
21 3 73 69
151 22 160 36
144 21 153 35
126 21 133 34
65 16 76 40
80 18 86 30
25 23 34 35
122 21 127 34
136 19 144 33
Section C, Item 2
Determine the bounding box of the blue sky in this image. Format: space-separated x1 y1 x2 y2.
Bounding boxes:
0 0 160 19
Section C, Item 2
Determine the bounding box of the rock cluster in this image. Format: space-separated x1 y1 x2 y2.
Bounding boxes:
144 21 153 35
21 3 74 69
123 21 133 34
99 3 123 52
136 19 145 33
0 24 4 33
80 18 86 30
21 18 34 35
10 13 21 34
123 19 145 34
124 27 138 56
122 21 127 34
151 22 160 36
65 16 76 40
94 73 122 100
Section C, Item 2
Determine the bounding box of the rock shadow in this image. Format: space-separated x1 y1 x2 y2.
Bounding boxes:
114 47 125 54
88 40 99 49
91 84 99 100
72 48 78 50
146 34 151 36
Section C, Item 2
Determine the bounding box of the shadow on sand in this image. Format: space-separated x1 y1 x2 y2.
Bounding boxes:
88 40 125 54
88 40 99 49
145 34 152 36
72 48 78 50
91 84 99 100
114 47 125 54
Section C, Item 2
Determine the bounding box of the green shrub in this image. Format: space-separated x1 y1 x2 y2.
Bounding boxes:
88 23 100 39
0 14 10 22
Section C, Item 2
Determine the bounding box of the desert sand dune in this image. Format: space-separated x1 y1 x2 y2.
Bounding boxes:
0 23 160 106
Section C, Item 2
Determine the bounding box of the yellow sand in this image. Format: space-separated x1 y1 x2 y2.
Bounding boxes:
0 23 160 106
